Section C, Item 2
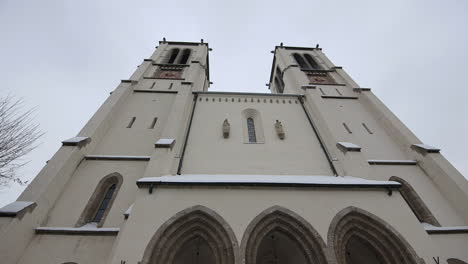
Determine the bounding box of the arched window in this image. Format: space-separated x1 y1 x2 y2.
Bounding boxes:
167 48 180 64
328 206 421 264
293 53 308 69
242 109 265 144
76 173 123 227
140 205 238 264
92 183 116 223
389 176 440 226
304 54 320 69
178 49 191 64
247 118 257 143
241 206 328 264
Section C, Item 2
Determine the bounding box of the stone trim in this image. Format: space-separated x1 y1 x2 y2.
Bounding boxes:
35 226 119 236
140 205 239 264
240 206 329 264
0 201 36 218
390 176 440 226
321 95 358 100
75 173 123 228
447 258 468 264
327 206 422 264
62 137 91 147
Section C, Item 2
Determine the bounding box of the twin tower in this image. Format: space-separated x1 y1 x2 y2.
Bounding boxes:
1 40 467 264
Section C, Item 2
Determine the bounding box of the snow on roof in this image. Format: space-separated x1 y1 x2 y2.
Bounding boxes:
137 174 401 188
61 136 91 147
35 222 119 235
412 144 440 153
84 155 151 161
368 160 417 165
337 142 361 152
0 201 36 217
422 223 468 234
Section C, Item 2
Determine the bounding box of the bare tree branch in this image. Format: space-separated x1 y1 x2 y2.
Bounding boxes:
0 95 43 185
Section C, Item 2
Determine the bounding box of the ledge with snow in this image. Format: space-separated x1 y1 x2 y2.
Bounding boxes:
35 223 119 236
136 175 401 189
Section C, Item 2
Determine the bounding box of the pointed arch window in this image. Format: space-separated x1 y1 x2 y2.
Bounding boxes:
92 183 116 223
167 48 180 64
178 49 191 64
293 53 308 69
275 66 285 94
76 173 123 227
304 54 320 69
247 118 257 143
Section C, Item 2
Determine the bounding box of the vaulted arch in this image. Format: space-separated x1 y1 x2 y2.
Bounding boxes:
241 206 329 264
328 206 421 264
140 205 239 264
390 176 440 226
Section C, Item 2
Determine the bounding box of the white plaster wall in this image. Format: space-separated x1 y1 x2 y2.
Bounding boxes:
110 186 453 264
181 94 334 175
45 160 147 227
18 235 115 264
92 92 176 156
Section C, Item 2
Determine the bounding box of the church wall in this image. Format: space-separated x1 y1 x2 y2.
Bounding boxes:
181 94 334 176
17 234 115 264
110 186 455 264
45 160 147 228
91 92 176 156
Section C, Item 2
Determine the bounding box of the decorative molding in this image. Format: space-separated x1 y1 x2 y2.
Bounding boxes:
143 59 154 62
62 137 91 147
155 138 176 149
301 85 316 89
0 201 36 218
194 91 303 98
336 142 361 152
368 160 417 165
181 81 193 85
411 144 440 154
84 155 151 161
321 95 358 100
310 83 346 86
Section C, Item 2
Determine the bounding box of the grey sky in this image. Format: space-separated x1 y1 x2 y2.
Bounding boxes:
1 0 467 206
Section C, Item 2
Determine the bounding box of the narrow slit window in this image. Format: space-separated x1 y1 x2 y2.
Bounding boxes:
304 54 320 69
362 122 374 134
178 49 191 64
274 77 283 94
247 118 257 143
149 117 158 129
150 82 155 89
319 88 326 95
335 88 343 96
293 53 308 69
343 122 352 134
127 117 136 128
168 83 173 89
92 184 117 223
167 48 180 64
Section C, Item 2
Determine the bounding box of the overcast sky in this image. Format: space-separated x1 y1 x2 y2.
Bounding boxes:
0 0 467 206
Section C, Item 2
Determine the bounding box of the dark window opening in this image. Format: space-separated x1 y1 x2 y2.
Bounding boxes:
149 117 158 129
247 118 257 143
304 54 320 69
127 117 136 128
293 53 308 69
167 48 180 64
179 49 191 64
92 184 116 223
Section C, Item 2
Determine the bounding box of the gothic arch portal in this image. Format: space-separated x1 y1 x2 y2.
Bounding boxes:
328 206 422 264
240 206 329 264
140 205 239 264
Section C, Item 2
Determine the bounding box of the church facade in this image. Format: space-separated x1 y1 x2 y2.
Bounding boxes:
1 40 467 264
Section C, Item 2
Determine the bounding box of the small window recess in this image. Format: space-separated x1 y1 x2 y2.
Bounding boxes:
168 83 173 89
150 82 155 89
318 88 326 95
127 117 136 128
167 48 180 64
149 117 158 129
362 122 374 134
335 88 343 96
342 122 352 134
